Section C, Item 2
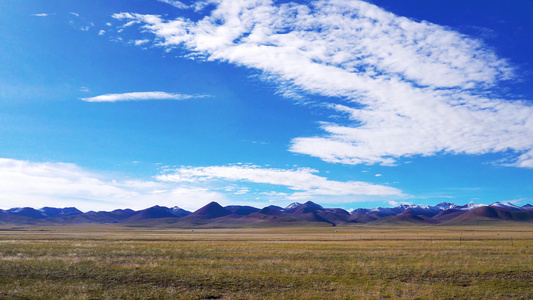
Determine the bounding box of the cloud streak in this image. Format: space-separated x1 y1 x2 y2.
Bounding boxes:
80 91 207 102
158 0 188 9
157 165 403 199
112 0 533 168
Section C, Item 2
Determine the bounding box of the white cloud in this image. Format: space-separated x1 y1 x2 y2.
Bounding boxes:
80 91 207 102
0 158 409 211
134 39 150 46
234 188 250 195
158 0 189 9
156 0 218 11
157 165 404 200
112 0 533 168
388 200 412 207
98 30 105 36
70 12 79 17
31 13 48 17
0 158 225 212
79 86 90 93
503 150 533 168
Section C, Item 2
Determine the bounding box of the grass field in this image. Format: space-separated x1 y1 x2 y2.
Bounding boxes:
0 225 531 299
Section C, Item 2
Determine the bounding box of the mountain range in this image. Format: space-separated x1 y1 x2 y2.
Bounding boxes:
1 201 532 227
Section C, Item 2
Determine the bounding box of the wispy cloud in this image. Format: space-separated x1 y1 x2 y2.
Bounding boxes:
80 91 208 102
69 16 95 32
134 39 150 46
502 150 533 168
156 0 216 11
157 165 404 200
31 13 48 17
388 200 413 207
158 0 188 9
112 0 533 168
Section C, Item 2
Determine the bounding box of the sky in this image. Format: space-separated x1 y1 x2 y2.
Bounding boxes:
0 0 532 212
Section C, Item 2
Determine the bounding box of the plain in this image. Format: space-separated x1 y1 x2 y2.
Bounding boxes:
0 225 532 299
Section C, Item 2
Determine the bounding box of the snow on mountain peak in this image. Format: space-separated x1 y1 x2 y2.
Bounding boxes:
432 202 458 210
285 202 303 210
489 202 523 211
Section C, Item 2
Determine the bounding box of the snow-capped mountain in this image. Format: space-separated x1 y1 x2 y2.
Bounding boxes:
368 204 414 217
351 208 371 214
39 207 83 218
169 206 192 217
432 202 458 210
4 207 83 219
357 202 492 217
6 207 48 219
489 202 524 211
456 203 486 210
284 202 303 211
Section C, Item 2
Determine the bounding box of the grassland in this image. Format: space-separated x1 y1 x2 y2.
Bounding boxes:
0 225 531 299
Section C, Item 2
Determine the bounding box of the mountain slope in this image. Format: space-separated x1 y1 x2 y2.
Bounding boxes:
224 205 260 216
258 205 285 216
432 209 467 221
446 206 533 224
0 212 51 225
185 202 232 219
126 206 180 221
6 207 48 219
39 207 83 218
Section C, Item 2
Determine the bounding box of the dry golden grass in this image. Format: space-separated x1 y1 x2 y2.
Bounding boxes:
0 225 531 299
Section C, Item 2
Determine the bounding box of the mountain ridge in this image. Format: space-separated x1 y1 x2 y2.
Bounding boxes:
1 201 532 227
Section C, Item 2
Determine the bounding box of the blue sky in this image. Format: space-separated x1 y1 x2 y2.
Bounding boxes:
0 0 532 211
